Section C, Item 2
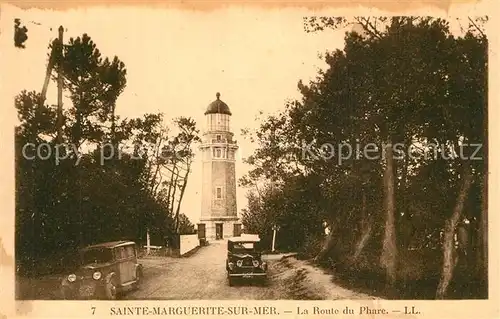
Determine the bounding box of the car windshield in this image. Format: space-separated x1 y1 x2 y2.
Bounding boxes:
82 248 113 264
231 241 258 252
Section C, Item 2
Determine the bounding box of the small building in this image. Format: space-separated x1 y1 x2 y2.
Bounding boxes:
198 93 241 240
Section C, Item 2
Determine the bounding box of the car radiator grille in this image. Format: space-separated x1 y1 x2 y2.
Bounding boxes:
241 257 253 267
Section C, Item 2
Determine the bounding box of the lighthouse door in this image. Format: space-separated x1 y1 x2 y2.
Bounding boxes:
215 223 223 240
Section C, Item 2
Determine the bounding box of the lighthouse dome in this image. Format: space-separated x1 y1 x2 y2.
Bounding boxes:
205 92 232 115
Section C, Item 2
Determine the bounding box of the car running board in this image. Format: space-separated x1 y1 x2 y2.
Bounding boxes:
120 279 138 287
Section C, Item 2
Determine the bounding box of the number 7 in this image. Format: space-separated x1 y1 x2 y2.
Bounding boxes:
91 307 96 315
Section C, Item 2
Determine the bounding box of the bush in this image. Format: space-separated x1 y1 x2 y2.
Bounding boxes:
298 234 324 259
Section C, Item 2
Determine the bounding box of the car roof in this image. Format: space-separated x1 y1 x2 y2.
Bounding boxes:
228 235 260 242
84 240 136 250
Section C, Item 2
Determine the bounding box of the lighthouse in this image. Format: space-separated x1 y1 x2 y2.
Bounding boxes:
199 92 240 240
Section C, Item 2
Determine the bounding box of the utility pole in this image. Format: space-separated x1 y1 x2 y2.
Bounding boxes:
146 228 151 255
56 25 64 144
271 225 280 252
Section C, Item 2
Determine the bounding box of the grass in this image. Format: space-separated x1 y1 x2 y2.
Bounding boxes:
301 248 488 300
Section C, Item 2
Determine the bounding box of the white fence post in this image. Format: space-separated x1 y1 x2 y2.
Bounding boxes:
272 225 280 252
146 229 151 255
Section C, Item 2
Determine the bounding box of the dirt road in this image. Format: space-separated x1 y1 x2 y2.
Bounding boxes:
125 240 284 300
16 240 377 300
125 240 377 300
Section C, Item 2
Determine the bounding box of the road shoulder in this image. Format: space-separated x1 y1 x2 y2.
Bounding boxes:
271 256 379 300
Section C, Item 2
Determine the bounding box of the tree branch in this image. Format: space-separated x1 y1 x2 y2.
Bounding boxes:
468 17 486 38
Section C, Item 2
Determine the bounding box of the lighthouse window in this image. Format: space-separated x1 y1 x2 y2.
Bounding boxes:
216 187 222 199
212 147 225 159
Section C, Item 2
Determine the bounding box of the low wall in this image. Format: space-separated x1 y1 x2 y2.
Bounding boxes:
180 234 199 256
138 246 166 258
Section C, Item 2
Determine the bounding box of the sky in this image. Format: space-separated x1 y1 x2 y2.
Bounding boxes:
1 4 348 225
0 3 484 227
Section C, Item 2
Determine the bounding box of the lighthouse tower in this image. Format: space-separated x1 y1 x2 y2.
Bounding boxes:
199 92 240 240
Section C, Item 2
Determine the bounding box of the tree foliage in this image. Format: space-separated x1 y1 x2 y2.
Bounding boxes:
14 18 28 48
241 16 487 299
15 32 198 276
177 214 196 235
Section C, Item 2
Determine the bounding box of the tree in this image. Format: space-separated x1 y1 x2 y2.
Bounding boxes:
242 16 487 299
133 115 200 237
54 33 127 150
14 19 28 48
177 214 196 235
170 117 200 232
14 31 188 276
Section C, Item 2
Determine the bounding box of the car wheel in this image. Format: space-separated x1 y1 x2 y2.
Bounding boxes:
105 277 118 300
133 268 143 290
228 276 235 287
61 286 74 300
260 276 268 286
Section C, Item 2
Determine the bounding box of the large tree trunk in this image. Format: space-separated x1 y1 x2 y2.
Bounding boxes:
165 164 177 212
313 216 339 262
353 222 372 262
56 27 64 144
380 138 398 287
148 136 164 194
39 44 56 108
74 93 84 248
352 191 372 261
398 138 411 249
110 103 117 150
480 161 488 286
436 165 473 299
313 229 335 262
169 168 180 217
149 161 161 194
174 164 190 232
480 92 488 286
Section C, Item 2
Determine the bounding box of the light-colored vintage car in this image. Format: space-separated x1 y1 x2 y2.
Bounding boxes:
60 240 143 299
226 235 267 286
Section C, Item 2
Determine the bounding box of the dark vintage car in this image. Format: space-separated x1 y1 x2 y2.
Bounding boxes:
60 240 143 299
226 235 267 286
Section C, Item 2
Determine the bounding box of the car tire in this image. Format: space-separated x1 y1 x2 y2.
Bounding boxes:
133 268 143 290
61 286 74 300
228 276 235 287
260 276 268 287
105 277 118 300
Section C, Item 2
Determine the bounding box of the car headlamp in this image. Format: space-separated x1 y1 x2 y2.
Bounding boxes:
92 271 102 280
228 262 235 270
252 260 260 267
68 274 77 282
236 260 243 267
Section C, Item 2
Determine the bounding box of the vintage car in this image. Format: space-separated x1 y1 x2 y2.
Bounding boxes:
60 240 143 299
226 235 267 286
